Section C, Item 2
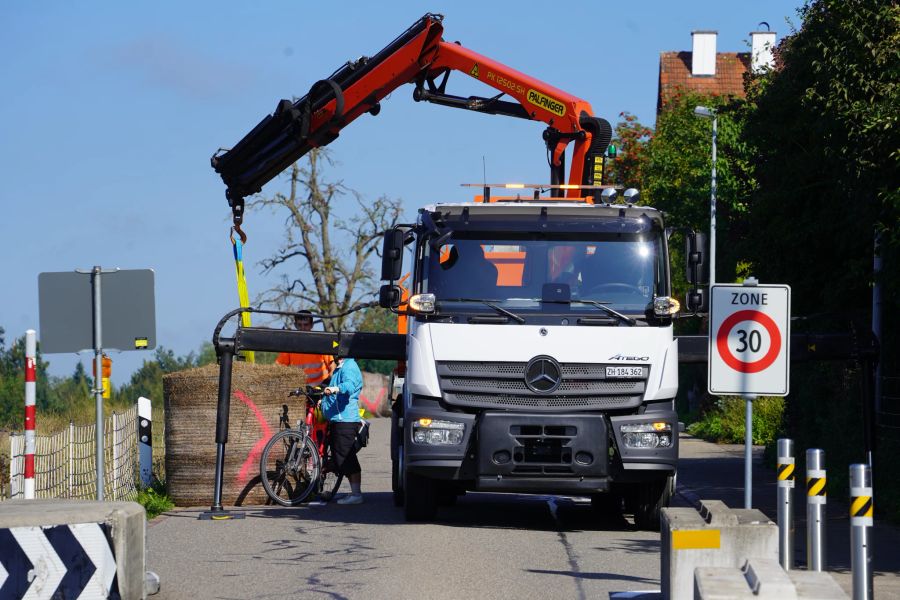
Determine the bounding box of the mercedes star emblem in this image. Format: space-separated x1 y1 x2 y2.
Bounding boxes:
524 356 562 394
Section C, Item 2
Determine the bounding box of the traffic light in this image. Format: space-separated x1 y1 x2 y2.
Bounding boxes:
93 354 112 399
606 143 617 159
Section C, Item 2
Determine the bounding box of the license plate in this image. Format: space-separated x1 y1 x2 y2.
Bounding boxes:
606 366 643 378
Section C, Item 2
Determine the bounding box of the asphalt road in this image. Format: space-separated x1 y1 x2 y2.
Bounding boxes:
147 418 899 599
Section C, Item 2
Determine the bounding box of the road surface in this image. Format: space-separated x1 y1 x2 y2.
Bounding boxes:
147 418 899 599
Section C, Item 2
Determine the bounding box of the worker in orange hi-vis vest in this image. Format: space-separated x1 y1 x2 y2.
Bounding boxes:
276 310 335 386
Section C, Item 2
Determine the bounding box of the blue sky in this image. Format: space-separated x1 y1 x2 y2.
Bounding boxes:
1 1 803 385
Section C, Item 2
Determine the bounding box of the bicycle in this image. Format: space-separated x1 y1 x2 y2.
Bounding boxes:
259 385 344 506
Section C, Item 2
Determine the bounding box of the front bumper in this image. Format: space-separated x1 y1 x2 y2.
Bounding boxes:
403 404 678 491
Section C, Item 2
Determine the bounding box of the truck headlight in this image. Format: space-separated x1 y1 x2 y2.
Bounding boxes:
620 422 672 449
412 418 464 445
408 293 436 314
654 296 681 316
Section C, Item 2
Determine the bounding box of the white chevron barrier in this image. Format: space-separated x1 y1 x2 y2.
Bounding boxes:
0 500 158 599
0 523 116 598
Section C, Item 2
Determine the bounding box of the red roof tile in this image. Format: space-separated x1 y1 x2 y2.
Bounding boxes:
657 51 750 113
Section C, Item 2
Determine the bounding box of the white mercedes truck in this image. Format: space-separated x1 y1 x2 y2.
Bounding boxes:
382 188 702 527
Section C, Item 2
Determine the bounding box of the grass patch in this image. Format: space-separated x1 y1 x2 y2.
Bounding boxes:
688 396 785 445
137 480 174 519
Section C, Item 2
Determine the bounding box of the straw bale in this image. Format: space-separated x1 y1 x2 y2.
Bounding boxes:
163 361 304 507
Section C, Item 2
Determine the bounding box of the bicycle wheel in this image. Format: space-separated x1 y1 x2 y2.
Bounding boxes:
317 444 343 501
260 430 321 506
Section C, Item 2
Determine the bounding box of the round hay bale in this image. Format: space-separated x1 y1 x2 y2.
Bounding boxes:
163 361 305 507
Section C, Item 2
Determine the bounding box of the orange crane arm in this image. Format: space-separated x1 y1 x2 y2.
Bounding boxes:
211 13 611 227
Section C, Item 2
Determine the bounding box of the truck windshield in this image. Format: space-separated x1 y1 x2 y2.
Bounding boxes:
423 231 666 315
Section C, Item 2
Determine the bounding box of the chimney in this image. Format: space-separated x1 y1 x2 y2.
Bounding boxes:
691 31 717 76
750 30 777 73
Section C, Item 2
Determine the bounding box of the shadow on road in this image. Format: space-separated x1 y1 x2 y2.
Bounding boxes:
232 491 643 534
526 568 658 584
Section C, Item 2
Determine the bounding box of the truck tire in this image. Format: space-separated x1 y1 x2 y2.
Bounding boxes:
391 398 404 507
633 474 674 531
404 470 437 521
391 451 404 507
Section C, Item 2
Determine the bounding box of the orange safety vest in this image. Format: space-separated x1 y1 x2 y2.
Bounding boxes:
275 352 335 386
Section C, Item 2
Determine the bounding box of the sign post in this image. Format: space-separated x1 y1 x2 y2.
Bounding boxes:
709 279 790 508
38 268 156 501
92 266 106 500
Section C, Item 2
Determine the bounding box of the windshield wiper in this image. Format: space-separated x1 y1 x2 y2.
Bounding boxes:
569 300 636 326
537 298 636 326
438 298 526 324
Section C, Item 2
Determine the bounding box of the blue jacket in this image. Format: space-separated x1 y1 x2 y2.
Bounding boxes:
320 358 363 423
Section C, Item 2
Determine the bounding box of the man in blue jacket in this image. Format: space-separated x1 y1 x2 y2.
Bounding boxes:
321 356 365 504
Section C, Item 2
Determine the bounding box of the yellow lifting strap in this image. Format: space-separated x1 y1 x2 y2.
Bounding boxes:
230 228 255 363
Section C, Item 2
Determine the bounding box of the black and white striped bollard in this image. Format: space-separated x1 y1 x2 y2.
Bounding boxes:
138 396 153 487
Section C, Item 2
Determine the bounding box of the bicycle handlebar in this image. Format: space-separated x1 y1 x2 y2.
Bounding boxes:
289 385 324 401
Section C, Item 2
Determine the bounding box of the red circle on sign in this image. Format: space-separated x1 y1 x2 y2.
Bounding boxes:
716 310 782 373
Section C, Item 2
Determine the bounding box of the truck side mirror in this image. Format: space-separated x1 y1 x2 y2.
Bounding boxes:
686 287 708 314
685 231 708 285
685 231 709 314
381 228 404 281
379 284 402 309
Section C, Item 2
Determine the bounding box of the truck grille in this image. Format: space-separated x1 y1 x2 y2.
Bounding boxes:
437 361 648 412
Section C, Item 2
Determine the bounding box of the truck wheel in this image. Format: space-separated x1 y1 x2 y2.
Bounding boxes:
633 474 674 531
392 451 405 507
404 470 437 521
391 398 404 507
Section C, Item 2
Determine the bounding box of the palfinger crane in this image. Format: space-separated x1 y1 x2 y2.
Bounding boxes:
211 13 612 235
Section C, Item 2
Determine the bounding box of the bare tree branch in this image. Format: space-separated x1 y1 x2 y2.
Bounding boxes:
247 149 403 331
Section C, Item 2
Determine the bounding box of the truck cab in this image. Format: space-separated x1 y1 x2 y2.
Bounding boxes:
384 193 684 527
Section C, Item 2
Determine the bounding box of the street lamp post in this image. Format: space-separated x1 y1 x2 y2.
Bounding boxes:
694 106 717 285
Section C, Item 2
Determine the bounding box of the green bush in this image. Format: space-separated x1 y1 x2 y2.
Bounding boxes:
688 396 785 445
136 480 174 520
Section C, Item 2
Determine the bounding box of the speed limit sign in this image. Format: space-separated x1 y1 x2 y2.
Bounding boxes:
708 283 791 396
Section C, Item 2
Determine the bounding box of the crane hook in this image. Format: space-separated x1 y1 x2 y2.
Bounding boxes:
230 225 247 245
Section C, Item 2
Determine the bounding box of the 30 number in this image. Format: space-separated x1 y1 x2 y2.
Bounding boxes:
736 329 762 353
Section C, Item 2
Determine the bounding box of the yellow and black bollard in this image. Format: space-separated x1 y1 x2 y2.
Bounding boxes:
850 463 873 600
805 448 827 571
776 438 795 570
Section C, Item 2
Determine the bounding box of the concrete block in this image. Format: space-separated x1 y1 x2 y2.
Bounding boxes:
0 499 153 599
694 558 848 599
661 499 778 600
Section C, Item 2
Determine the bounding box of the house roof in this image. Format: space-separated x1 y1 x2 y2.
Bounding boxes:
657 51 750 113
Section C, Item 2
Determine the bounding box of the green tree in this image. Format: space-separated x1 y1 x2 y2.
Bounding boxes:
739 0 900 522
609 112 653 190
643 89 755 284
47 363 94 413
0 332 63 426
742 0 899 322
114 345 217 409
